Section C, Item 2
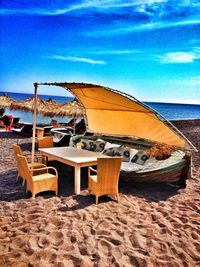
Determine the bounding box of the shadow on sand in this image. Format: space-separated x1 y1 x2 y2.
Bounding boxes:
0 163 181 207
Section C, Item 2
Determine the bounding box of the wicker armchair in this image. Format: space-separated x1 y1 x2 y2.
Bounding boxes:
17 154 58 199
88 157 122 204
13 144 45 185
37 136 54 164
37 136 54 148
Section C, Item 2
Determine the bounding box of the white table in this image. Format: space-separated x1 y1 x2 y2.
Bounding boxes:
39 146 108 194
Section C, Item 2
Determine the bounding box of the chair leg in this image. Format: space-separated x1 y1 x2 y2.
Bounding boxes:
22 178 25 186
116 194 119 202
95 196 99 205
16 173 19 182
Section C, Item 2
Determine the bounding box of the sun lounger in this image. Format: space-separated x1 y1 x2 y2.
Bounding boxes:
12 123 33 137
36 125 54 137
12 117 20 127
53 133 71 147
50 129 71 147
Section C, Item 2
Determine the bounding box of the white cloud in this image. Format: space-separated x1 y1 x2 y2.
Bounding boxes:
91 49 139 55
160 52 196 63
64 0 165 12
0 0 168 15
159 49 200 64
87 19 200 36
46 55 106 65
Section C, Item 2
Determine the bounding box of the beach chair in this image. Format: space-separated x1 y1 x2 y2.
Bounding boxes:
72 118 86 134
53 133 71 147
66 118 77 127
64 118 86 135
36 125 54 138
17 154 58 199
88 157 122 204
12 117 20 127
13 144 45 185
12 123 33 137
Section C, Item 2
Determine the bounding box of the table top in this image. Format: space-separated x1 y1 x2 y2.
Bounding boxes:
39 146 108 165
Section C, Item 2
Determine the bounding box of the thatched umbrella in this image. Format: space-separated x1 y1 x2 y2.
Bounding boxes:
0 93 16 108
45 97 60 107
57 99 84 118
41 99 84 118
10 96 61 117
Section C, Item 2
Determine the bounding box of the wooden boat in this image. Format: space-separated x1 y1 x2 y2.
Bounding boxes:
78 134 192 188
120 151 191 188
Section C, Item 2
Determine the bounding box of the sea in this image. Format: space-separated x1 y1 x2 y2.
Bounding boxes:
1 92 200 124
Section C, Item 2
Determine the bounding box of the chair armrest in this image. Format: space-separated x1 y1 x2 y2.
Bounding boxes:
89 166 97 173
31 166 58 177
88 166 97 176
29 163 46 169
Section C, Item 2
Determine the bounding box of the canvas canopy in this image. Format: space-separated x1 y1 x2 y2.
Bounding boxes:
34 82 195 151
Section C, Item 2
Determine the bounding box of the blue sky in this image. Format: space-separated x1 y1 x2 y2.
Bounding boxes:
0 0 200 104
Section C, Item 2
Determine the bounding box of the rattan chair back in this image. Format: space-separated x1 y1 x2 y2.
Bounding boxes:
17 154 33 190
37 136 53 148
88 157 122 204
13 144 24 180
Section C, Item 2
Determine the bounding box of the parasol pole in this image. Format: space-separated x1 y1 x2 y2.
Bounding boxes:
31 83 38 166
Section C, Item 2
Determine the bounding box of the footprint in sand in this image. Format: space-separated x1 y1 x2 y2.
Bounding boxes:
48 231 64 246
9 236 26 250
79 244 89 256
49 217 65 228
31 249 57 264
37 235 50 248
94 239 113 257
129 232 146 248
191 231 199 240
96 229 111 236
26 213 42 220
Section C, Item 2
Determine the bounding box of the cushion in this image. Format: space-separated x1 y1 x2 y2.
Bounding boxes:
81 139 96 151
113 146 130 162
104 142 120 150
130 148 138 160
81 139 107 152
94 140 107 152
131 150 150 165
103 145 130 162
103 147 117 156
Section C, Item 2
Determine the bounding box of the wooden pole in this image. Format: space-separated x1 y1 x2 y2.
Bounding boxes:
31 83 38 166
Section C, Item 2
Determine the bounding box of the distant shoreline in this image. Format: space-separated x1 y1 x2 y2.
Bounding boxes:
1 91 199 122
0 91 200 106
170 118 200 127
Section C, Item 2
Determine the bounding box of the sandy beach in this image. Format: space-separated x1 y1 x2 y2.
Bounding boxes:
0 119 199 267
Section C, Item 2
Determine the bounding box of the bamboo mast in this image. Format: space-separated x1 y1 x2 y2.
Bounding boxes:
31 83 38 166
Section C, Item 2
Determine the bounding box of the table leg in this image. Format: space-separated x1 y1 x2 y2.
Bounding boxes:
74 166 81 194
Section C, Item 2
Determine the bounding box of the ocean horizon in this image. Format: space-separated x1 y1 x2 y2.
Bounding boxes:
0 91 200 124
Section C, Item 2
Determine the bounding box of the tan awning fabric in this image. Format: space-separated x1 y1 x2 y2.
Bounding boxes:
37 82 194 150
